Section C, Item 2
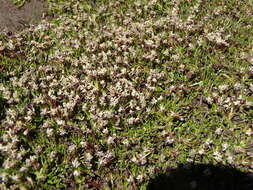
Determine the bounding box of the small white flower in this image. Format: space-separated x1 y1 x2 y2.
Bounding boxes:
59 128 66 136
172 54 180 62
42 120 50 128
68 144 76 153
127 176 134 183
131 156 138 163
50 151 57 159
163 49 169 56
46 128 54 137
213 151 222 161
41 108 48 115
3 158 15 169
233 100 241 106
189 149 196 157
136 174 144 182
215 128 223 135
56 119 65 126
226 152 234 164
49 108 57 116
122 139 129 147
20 166 28 172
85 152 93 162
218 84 229 92
222 143 229 152
7 40 14 50
159 154 166 162
166 137 174 145
159 105 166 112
128 117 135 125
245 128 252 136
205 97 213 104
73 170 80 177
227 155 234 164
102 128 109 134
72 158 80 168
198 148 205 155
234 83 242 90
205 138 213 146
24 115 32 122
107 136 115 145
25 158 32 167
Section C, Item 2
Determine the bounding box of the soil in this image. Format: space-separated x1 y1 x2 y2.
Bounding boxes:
0 0 48 34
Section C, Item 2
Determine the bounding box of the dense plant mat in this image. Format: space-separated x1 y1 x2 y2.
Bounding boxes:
0 0 252 189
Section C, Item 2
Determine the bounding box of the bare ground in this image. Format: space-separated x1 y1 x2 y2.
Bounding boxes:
0 0 48 34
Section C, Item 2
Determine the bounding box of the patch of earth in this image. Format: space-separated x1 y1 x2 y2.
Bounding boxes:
0 0 48 34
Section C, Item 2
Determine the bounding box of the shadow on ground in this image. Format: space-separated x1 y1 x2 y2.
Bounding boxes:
147 163 253 190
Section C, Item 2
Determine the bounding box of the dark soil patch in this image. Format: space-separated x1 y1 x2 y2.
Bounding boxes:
0 0 48 34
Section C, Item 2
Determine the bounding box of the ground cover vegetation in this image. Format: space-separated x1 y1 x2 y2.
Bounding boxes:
0 0 253 189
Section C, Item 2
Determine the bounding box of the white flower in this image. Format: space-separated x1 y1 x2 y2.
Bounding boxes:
128 117 135 125
122 139 129 147
41 108 48 115
3 158 15 169
163 49 169 56
73 170 80 177
13 91 20 102
166 137 174 145
127 176 134 183
85 152 93 162
98 158 107 166
42 120 50 128
131 156 138 163
198 148 205 155
226 152 234 164
102 128 109 134
49 108 57 116
59 128 66 136
46 128 54 137
159 105 166 112
68 144 76 153
56 119 65 126
213 151 222 161
222 143 229 152
234 83 242 90
136 174 144 182
29 155 36 163
218 84 229 92
24 115 32 122
245 128 252 136
25 158 32 167
50 151 57 159
107 136 115 145
7 40 14 50
151 98 158 105
205 97 213 104
215 128 223 135
72 158 80 168
189 149 196 157
20 166 28 172
172 54 180 62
